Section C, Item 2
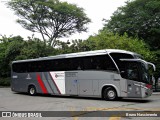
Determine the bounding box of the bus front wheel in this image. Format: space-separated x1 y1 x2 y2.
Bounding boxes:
28 85 37 96
103 87 117 101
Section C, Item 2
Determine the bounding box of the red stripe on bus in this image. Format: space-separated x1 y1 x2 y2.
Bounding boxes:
49 72 61 94
36 73 48 94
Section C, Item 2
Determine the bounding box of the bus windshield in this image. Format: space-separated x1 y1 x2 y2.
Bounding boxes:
120 60 153 84
140 62 152 84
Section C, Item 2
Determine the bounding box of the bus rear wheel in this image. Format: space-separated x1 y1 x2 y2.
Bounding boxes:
103 87 117 101
28 85 37 96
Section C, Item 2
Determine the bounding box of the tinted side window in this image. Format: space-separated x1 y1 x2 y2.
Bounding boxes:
12 58 84 72
83 55 117 71
110 53 134 72
12 62 27 73
66 58 84 70
12 55 117 73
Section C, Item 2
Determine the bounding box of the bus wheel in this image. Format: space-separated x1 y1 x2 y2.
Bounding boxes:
28 85 37 96
103 87 117 101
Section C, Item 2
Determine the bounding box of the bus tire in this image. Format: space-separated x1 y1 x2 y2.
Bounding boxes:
28 85 37 96
103 87 117 101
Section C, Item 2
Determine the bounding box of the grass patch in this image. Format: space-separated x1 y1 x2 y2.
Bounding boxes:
0 77 10 86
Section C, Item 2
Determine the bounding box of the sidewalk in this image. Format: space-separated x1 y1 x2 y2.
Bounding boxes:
153 91 160 95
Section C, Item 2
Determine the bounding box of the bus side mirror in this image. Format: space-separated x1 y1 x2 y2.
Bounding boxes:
121 71 125 73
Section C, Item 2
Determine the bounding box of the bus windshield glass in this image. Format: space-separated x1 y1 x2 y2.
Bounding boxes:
140 62 152 84
120 61 152 84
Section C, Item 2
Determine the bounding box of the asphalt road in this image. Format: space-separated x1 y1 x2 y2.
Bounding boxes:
0 88 160 120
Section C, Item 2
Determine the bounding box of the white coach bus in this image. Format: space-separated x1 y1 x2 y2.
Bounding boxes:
11 49 155 100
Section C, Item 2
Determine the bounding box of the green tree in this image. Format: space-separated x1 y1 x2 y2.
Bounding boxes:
86 29 155 61
103 0 160 50
0 37 9 77
69 39 90 52
7 0 91 46
0 35 57 79
18 38 57 60
0 36 24 77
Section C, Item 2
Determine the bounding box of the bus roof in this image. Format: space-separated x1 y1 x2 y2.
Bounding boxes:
12 49 141 63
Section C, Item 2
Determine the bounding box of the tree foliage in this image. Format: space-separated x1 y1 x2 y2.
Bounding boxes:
85 29 155 61
0 36 24 77
103 0 160 50
0 35 56 78
7 0 91 46
56 29 155 62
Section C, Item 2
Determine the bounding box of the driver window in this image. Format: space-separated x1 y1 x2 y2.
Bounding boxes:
126 62 139 81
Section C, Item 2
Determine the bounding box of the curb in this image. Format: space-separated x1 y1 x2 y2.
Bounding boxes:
0 86 10 88
152 92 160 95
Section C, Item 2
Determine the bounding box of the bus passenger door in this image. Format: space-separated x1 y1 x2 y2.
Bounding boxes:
65 72 78 95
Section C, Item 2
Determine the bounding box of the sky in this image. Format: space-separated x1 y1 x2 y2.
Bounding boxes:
0 0 127 40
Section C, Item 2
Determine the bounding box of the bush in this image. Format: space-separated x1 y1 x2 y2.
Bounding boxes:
0 78 10 86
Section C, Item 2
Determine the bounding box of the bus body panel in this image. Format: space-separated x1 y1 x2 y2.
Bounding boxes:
11 72 40 93
119 79 127 97
126 80 142 98
65 72 78 95
11 49 154 99
50 71 65 94
12 71 122 97
78 71 121 96
11 71 152 98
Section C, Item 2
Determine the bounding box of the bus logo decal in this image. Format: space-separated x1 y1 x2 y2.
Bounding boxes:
55 73 64 78
55 74 58 78
26 74 31 79
12 75 18 79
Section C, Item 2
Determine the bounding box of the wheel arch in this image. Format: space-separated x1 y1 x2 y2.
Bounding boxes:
101 84 120 98
28 84 37 92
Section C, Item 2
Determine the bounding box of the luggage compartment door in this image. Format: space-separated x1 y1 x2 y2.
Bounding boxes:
65 72 78 95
